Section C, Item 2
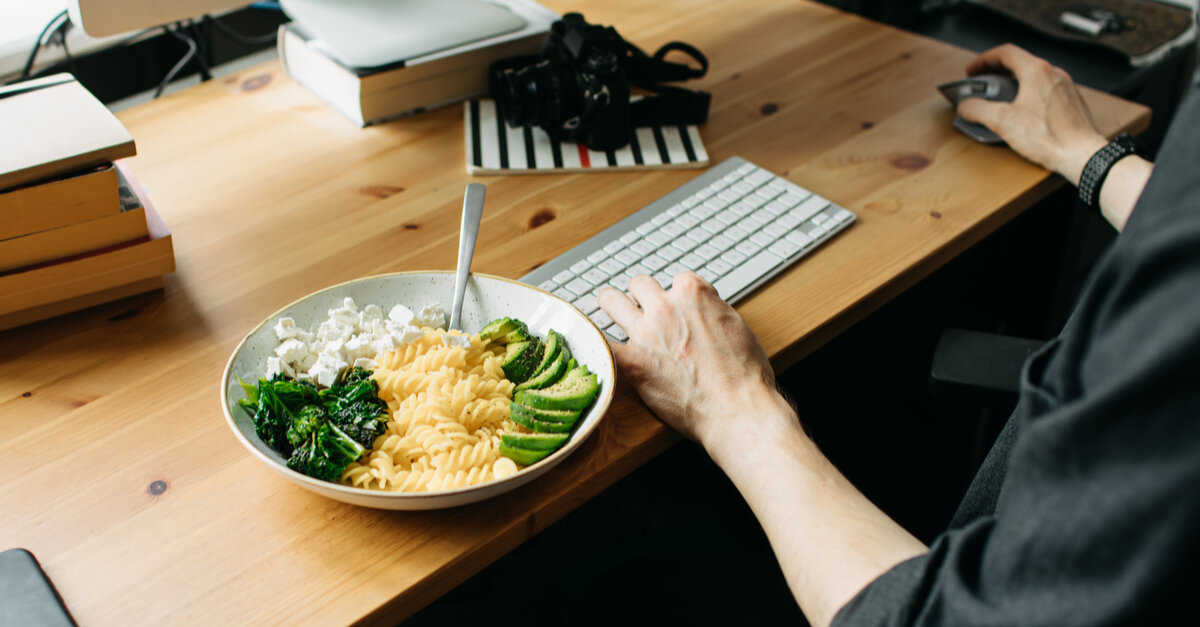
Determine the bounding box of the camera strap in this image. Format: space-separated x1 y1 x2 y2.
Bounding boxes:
624 40 712 127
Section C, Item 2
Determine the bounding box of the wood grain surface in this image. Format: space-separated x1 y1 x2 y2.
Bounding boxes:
0 1 1149 625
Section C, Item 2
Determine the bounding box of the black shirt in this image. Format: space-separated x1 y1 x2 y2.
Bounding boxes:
833 51 1200 626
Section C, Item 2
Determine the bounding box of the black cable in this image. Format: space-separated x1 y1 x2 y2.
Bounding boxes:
50 17 81 77
154 23 198 98
181 19 213 81
205 14 278 46
17 9 69 82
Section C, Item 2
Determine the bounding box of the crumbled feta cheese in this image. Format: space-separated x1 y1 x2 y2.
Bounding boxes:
359 304 384 331
320 338 347 362
371 335 397 357
441 333 472 348
353 357 378 370
273 317 300 340
387 323 426 345
275 338 311 363
265 356 295 379
414 302 446 329
317 317 353 343
308 353 347 388
344 334 374 361
388 304 415 327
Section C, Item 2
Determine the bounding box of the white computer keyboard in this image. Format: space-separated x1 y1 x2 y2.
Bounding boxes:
520 156 857 341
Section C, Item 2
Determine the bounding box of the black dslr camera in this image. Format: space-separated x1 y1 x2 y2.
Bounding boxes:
490 13 710 151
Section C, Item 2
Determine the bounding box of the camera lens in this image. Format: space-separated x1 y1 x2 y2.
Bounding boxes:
495 60 570 130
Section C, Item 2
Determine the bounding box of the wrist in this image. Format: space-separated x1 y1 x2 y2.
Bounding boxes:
1055 133 1108 184
703 386 804 467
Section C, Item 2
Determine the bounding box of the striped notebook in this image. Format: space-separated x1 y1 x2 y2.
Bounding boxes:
464 99 709 175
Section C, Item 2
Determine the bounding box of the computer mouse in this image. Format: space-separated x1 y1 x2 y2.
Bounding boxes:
936 74 1019 144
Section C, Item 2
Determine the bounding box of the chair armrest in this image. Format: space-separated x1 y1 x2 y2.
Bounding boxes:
929 328 1046 409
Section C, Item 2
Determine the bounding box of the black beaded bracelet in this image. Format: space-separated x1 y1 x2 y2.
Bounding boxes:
1078 133 1139 211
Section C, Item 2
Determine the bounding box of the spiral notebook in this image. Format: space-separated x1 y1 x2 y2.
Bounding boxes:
464 98 709 175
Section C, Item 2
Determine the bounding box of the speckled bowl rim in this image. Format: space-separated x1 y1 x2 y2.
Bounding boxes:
220 270 617 507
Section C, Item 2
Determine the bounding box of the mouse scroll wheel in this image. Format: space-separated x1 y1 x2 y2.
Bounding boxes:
970 82 986 93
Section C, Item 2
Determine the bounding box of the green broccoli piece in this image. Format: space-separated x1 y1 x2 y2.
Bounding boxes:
286 404 326 448
286 422 365 481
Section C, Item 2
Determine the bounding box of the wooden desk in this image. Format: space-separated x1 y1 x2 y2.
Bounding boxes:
0 1 1148 624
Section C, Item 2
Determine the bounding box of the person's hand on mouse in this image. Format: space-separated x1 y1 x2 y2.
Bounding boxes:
957 44 1107 185
597 272 797 453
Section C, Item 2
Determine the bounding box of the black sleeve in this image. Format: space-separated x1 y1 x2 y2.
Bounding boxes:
834 62 1200 627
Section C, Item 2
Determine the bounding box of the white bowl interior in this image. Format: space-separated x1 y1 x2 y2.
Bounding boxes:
221 271 615 510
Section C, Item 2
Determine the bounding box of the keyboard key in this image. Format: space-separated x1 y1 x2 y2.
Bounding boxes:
751 208 775 225
765 200 790 216
695 187 715 200
690 204 716 219
769 240 801 258
599 258 626 275
604 241 625 255
721 249 748 265
749 232 776 247
700 219 725 235
636 221 657 235
587 250 609 264
554 288 576 301
653 272 673 289
567 278 593 294
676 214 700 229
570 259 592 274
744 194 768 209
611 274 632 290
658 244 686 261
812 213 829 225
716 209 739 225
681 196 701 208
660 222 687 238
651 212 672 225
777 213 802 229
730 200 756 217
697 268 720 283
745 170 773 186
708 177 731 192
731 181 756 195
763 223 789 239
735 240 762 256
756 186 781 201
785 231 813 248
552 270 575 284
620 230 641 245
573 293 599 315
590 309 613 328
642 254 669 271
680 253 705 270
538 280 558 292
706 258 734 276
631 240 657 256
723 225 750 242
644 230 672 247
718 188 743 203
664 262 688 276
671 236 699 252
686 226 712 244
626 263 651 277
792 196 830 222
709 234 736 251
703 197 730 212
694 244 721 260
779 191 810 207
833 208 855 223
582 268 610 285
607 326 629 342
615 249 641 265
736 163 756 175
712 250 785 301
667 204 687 217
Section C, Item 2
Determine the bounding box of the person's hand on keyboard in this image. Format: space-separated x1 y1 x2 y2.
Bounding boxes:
597 271 792 446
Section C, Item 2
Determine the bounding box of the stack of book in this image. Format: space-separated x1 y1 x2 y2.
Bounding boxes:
278 0 557 126
0 74 175 331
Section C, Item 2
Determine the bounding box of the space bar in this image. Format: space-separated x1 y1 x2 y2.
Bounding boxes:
712 250 784 301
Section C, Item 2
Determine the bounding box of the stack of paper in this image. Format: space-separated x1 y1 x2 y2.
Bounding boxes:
0 75 175 330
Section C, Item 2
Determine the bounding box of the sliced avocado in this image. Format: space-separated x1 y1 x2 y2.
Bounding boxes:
511 401 582 426
514 348 570 392
480 317 529 345
501 432 570 451
499 442 554 466
514 372 599 411
501 339 542 383
508 403 575 433
528 330 566 380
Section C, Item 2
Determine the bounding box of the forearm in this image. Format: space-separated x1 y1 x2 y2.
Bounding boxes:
705 390 927 627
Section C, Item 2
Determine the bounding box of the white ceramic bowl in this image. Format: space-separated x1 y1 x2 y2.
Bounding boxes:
220 271 615 510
